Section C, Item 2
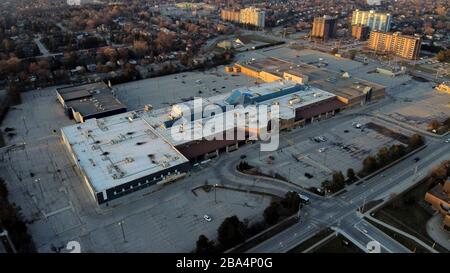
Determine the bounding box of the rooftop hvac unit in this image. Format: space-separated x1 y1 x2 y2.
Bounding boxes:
144 104 153 112
288 97 301 105
125 157 134 163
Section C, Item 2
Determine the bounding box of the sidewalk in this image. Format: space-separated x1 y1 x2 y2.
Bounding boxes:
365 215 438 253
426 214 450 251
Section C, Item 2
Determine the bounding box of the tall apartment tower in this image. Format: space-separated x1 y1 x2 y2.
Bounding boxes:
351 9 392 32
352 24 370 40
221 9 240 23
368 31 422 60
311 15 337 40
239 7 265 28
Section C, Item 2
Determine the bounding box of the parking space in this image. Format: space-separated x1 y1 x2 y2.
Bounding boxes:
114 65 261 110
348 64 412 89
0 87 271 253
1 87 75 145
375 80 450 132
1 138 271 253
78 187 270 253
249 116 404 189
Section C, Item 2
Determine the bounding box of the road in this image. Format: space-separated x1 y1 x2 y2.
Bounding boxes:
246 138 449 253
410 70 450 83
33 34 50 56
198 94 447 254
337 213 410 253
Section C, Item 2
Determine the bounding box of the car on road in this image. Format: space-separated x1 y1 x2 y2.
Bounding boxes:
298 193 310 204
203 215 212 222
445 138 450 143
318 147 326 153
304 172 314 179
313 136 327 142
413 157 420 162
240 155 247 159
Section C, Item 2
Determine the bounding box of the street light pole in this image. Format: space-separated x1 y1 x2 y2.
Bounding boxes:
297 202 302 219
214 184 219 204
118 221 127 243
361 197 366 213
0 229 17 253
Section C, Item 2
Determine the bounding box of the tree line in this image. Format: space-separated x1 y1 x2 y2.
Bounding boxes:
322 134 425 194
195 191 301 253
0 177 35 252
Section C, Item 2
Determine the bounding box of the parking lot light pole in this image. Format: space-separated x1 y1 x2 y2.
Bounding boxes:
118 221 127 243
214 184 219 204
0 229 17 253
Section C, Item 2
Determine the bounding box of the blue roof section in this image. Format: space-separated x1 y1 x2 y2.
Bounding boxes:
225 84 304 106
252 84 303 103
164 83 306 129
225 90 242 105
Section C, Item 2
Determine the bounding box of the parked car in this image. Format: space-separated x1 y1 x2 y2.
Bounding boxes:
203 215 212 222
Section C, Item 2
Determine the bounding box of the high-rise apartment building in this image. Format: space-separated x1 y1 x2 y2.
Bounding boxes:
351 24 370 41
368 31 422 60
311 15 337 40
351 9 392 32
220 9 240 23
239 7 265 28
221 7 265 28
